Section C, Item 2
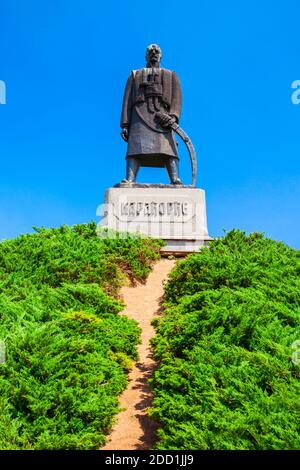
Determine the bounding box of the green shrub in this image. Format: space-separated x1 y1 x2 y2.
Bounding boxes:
0 222 162 449
151 230 300 450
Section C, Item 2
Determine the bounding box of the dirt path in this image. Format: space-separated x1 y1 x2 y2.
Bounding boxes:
102 258 175 450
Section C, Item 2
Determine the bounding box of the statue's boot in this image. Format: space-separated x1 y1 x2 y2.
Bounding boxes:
166 158 183 185
122 157 140 183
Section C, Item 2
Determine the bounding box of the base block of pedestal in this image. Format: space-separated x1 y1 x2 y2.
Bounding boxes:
160 238 212 255
99 186 212 254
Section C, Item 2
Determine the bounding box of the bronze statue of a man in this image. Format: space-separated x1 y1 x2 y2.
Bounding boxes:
120 44 183 185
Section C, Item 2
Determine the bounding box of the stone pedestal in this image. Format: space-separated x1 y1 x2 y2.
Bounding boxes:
99 186 212 254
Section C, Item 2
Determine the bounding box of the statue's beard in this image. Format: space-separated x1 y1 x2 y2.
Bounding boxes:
148 58 160 67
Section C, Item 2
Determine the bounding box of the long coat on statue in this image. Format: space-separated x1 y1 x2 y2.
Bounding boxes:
121 67 182 168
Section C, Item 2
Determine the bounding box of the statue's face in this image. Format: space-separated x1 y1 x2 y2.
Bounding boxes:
147 45 162 66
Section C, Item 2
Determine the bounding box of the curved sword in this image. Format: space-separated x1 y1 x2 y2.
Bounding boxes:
171 122 197 187
155 112 197 187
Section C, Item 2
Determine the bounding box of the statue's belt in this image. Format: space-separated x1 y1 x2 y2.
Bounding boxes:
143 84 163 98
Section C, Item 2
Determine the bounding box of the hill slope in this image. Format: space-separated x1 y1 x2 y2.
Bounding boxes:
0 222 162 449
151 230 300 450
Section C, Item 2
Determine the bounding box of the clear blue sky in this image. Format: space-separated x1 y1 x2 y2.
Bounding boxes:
1 0 299 247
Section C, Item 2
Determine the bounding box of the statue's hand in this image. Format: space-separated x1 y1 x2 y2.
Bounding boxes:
121 128 129 142
157 113 176 128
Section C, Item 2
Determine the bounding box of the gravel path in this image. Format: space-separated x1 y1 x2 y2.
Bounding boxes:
102 258 175 450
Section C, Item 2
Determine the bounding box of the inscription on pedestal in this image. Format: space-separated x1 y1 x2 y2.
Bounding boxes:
121 201 190 217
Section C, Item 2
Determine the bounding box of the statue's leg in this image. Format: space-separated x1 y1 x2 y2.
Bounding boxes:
166 158 183 185
124 157 140 183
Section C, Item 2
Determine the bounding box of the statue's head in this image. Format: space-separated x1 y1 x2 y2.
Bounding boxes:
146 44 162 67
